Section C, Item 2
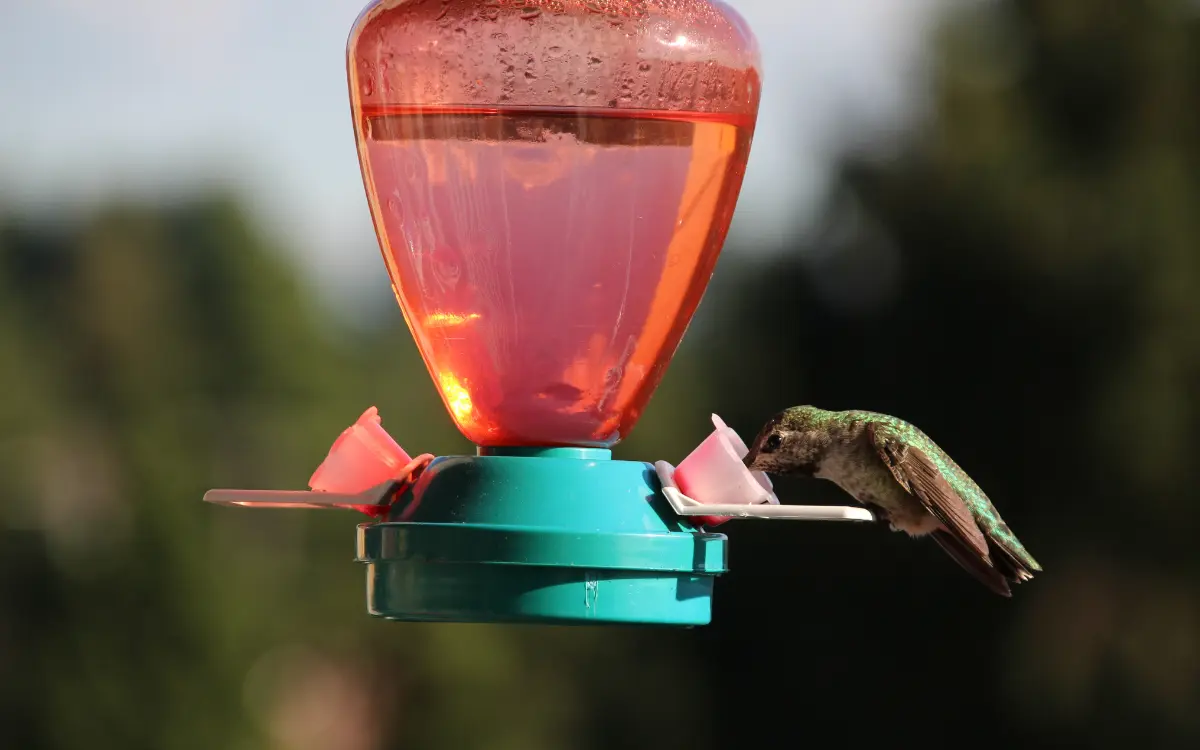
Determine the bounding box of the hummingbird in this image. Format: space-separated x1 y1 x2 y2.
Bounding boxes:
743 405 1042 597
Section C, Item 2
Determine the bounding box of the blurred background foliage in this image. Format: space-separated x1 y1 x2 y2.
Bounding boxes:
2 0 1199 748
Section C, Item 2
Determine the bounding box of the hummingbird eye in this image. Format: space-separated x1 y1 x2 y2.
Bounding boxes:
762 433 783 453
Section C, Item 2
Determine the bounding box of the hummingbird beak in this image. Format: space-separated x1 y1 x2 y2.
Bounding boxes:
743 449 760 471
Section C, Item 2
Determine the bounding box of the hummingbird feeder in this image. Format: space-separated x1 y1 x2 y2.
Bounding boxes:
205 0 873 626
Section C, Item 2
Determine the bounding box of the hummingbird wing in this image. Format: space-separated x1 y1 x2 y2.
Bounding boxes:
866 423 989 558
866 423 1016 595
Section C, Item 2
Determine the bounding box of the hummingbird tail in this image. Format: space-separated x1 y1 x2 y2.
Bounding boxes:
930 529 1013 597
989 540 1039 583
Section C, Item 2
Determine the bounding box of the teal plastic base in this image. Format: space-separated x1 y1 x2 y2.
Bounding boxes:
355 447 727 626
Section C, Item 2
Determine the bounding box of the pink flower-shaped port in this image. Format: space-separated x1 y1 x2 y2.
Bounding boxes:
673 414 778 527
308 407 414 495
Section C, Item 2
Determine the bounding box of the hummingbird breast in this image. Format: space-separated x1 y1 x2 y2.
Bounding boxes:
815 441 943 536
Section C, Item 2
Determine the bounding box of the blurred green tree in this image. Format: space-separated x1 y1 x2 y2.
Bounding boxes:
0 194 710 750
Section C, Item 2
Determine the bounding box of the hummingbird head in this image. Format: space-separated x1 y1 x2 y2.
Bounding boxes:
743 406 834 476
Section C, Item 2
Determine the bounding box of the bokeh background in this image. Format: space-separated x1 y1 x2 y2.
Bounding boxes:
2 0 1198 748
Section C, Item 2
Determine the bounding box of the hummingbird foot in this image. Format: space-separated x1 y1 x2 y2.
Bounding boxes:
861 502 890 526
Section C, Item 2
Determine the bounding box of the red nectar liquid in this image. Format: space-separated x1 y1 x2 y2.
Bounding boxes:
357 105 753 447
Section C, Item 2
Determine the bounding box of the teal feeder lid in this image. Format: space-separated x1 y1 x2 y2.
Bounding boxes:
357 447 726 625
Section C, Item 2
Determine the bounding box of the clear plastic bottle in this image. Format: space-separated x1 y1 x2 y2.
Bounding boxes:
348 0 762 448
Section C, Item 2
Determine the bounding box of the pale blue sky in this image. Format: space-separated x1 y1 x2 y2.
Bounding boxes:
0 0 942 308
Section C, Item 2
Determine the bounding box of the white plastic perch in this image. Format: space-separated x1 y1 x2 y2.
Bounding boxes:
203 452 435 513
655 461 874 522
202 480 401 511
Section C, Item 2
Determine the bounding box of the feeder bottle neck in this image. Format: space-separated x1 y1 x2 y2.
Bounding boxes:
477 446 612 461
